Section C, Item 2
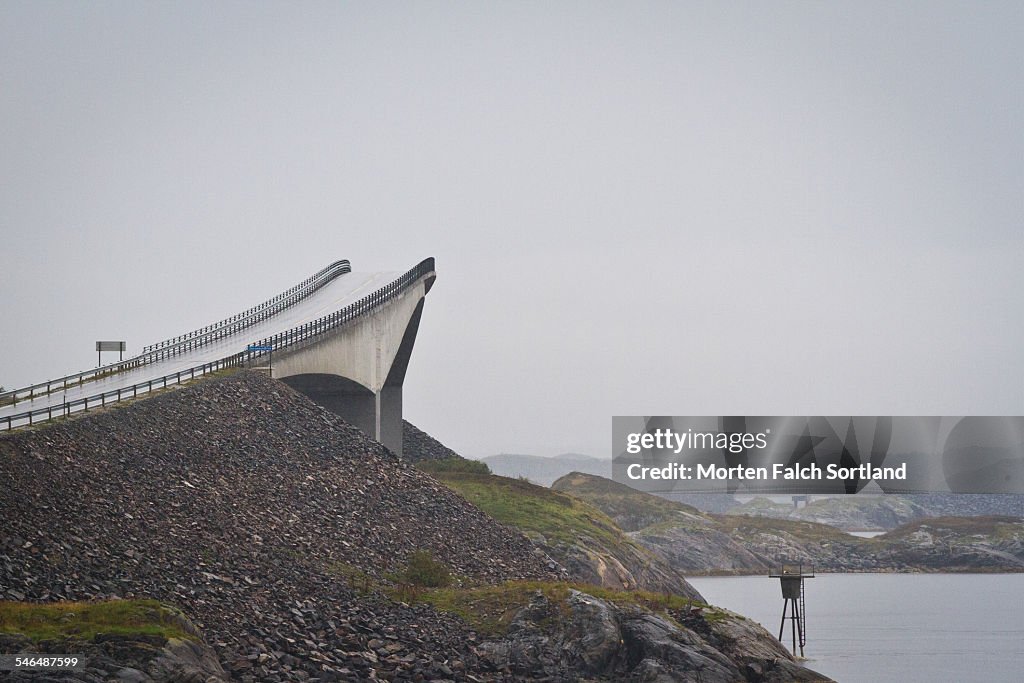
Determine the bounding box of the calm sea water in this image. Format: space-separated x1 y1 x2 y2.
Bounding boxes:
687 573 1024 683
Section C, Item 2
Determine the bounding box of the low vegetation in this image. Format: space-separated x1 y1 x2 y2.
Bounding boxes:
420 580 709 636
400 550 452 588
0 599 194 642
423 468 636 552
551 472 703 531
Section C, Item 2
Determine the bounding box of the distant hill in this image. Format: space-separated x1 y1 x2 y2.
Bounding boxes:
555 472 1024 574
481 452 610 486
726 493 1024 530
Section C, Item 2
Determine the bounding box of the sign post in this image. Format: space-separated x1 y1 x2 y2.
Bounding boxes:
95 341 126 366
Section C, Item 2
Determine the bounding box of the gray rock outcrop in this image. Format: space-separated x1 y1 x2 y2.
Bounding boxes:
477 589 831 682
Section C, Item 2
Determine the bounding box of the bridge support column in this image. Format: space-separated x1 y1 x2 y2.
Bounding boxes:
377 384 403 456
272 272 432 457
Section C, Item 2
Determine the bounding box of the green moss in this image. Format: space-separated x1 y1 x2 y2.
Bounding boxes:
0 600 195 642
429 471 640 554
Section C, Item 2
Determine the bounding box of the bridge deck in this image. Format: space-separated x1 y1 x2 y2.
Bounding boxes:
0 270 400 421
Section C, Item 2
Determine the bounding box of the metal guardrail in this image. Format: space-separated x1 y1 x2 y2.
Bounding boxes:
244 258 435 366
2 258 435 432
141 260 352 354
0 260 352 408
3 355 247 430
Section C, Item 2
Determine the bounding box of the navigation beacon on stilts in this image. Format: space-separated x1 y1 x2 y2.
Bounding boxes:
769 561 814 657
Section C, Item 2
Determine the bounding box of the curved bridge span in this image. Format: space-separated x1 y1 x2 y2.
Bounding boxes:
1 258 436 456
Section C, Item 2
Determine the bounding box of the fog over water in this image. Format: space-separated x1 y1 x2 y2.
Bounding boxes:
2 3 1021 457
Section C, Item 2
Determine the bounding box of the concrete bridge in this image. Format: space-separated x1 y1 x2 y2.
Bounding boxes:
0 258 436 456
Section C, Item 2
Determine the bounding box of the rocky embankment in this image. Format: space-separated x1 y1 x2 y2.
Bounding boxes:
1 372 555 681
401 420 464 463
1 372 829 681
555 473 1024 574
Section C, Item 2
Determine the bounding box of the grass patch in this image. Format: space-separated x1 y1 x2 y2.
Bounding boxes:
428 471 641 554
551 472 703 531
0 600 194 642
419 580 710 636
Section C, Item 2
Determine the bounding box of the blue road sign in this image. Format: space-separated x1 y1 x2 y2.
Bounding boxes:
247 345 273 352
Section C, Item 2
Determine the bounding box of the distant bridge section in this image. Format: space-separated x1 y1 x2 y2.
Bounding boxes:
0 258 436 456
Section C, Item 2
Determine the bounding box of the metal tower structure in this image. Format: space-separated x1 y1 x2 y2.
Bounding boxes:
769 561 814 656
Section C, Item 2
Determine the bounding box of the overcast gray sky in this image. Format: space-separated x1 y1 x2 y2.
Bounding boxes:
1 2 1021 459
